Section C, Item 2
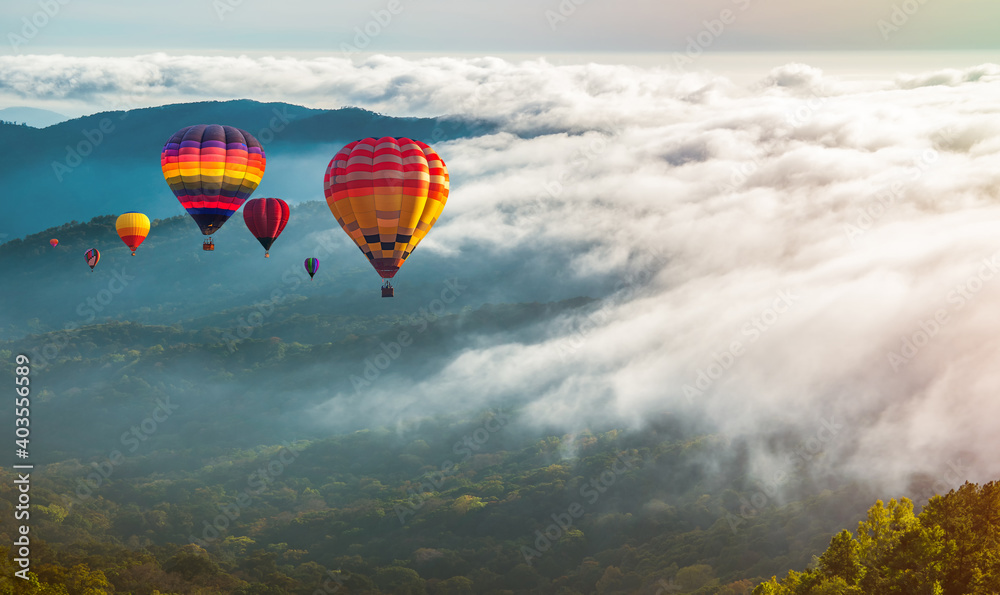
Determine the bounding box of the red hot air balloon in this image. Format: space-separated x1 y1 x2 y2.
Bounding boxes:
243 198 289 258
50 239 58 247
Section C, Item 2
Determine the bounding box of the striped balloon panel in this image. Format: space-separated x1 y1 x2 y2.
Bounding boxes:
85 248 100 269
323 137 449 279
304 258 319 278
160 124 266 235
243 198 289 252
115 212 151 253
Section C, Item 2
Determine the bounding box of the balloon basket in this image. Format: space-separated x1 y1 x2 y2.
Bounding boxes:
381 280 394 298
202 240 215 251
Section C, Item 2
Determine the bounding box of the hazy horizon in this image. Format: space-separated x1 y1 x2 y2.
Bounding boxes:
4 50 1000 119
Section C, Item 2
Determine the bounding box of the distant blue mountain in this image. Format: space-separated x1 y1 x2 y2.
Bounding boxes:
0 106 69 128
0 99 497 240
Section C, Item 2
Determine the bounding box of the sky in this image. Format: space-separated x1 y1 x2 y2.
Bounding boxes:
3 0 1000 56
3 0 1000 118
4 1 1000 500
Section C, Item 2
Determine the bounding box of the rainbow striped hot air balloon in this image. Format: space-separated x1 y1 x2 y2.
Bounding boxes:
323 137 449 297
160 125 266 249
304 257 319 280
116 212 150 255
85 248 100 271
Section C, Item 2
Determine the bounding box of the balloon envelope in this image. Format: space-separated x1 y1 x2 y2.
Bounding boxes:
116 212 150 255
323 137 449 279
49 239 58 247
243 198 289 256
85 248 100 271
304 257 319 279
160 124 266 238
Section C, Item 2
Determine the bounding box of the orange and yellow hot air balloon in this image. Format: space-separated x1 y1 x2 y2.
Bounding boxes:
116 212 150 255
322 137 449 297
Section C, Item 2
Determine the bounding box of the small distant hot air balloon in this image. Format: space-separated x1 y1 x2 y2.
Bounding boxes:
116 212 150 255
304 258 319 280
85 248 100 271
160 124 266 250
243 198 289 258
323 137 450 297
49 239 58 247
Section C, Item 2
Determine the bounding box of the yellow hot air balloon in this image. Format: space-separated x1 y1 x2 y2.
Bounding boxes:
323 137 449 297
116 212 150 255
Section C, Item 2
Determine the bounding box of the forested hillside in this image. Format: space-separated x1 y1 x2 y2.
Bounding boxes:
754 483 1000 595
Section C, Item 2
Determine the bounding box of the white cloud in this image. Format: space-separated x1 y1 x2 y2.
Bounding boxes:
9 52 1000 497
321 57 1000 497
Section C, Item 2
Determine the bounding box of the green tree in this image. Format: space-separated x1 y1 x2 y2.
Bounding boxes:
165 545 220 582
818 530 863 585
434 576 474 595
64 564 114 595
675 564 716 592
855 498 919 593
374 566 426 595
595 566 624 594
920 481 1000 595
751 576 789 595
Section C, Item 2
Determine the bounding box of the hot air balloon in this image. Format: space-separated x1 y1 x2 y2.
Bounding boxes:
85 248 100 271
304 257 319 280
243 198 289 258
323 137 449 297
49 239 58 247
160 125 266 250
116 212 150 255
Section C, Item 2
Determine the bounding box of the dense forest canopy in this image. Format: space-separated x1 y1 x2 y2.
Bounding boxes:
3 296 992 593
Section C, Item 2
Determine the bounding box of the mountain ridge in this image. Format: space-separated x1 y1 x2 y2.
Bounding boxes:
0 99 498 240
0 106 68 128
